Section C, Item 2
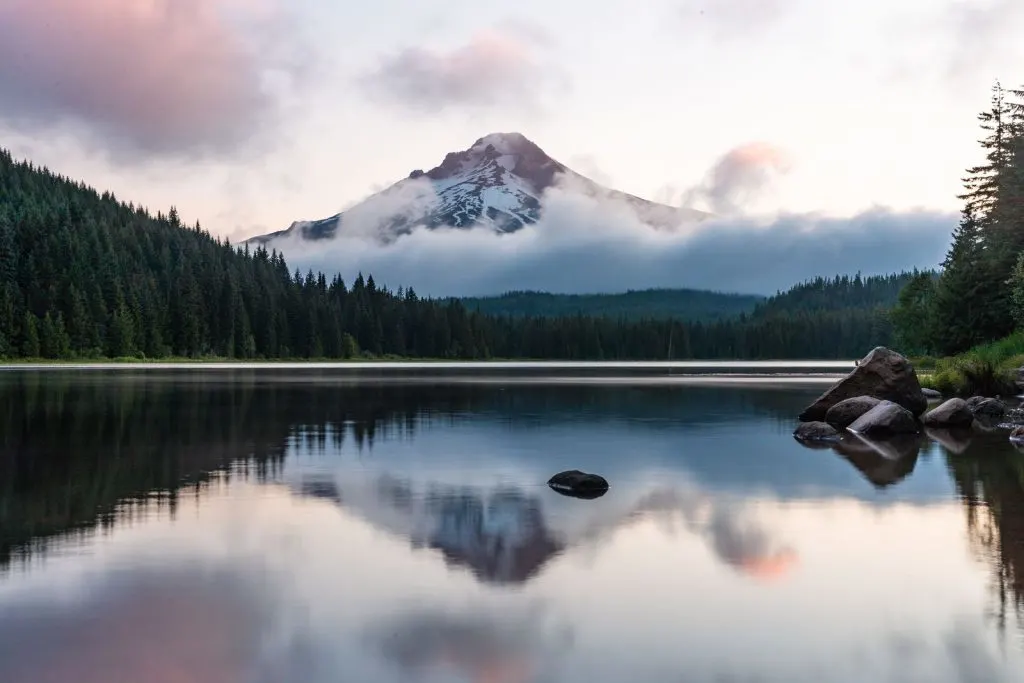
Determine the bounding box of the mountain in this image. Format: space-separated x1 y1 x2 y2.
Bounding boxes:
247 132 711 244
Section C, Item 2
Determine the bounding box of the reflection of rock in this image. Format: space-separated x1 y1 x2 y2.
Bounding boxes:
799 347 927 422
831 433 922 488
848 401 919 436
925 427 974 455
793 421 840 443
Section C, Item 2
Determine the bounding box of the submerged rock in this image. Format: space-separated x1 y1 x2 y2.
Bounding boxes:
793 421 841 443
921 398 974 428
825 396 881 430
799 347 927 422
847 400 919 436
547 470 609 499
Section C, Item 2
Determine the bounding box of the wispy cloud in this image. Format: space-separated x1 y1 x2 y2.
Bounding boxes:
358 24 565 113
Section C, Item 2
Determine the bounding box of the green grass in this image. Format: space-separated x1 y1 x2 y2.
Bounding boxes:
913 332 1024 397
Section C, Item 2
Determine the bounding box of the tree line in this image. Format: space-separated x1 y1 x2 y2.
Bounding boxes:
892 82 1024 356
0 147 911 360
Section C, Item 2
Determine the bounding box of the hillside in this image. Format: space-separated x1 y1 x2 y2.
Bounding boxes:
459 273 926 324
459 289 763 322
751 272 933 319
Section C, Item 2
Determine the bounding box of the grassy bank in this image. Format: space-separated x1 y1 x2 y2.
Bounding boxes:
912 332 1024 396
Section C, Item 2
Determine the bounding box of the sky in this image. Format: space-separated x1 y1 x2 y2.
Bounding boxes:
1 0 1022 294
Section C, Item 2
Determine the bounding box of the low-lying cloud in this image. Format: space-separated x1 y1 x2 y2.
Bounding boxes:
270 171 954 297
359 24 563 112
0 0 308 159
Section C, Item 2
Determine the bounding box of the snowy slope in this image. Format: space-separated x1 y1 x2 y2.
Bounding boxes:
249 132 710 245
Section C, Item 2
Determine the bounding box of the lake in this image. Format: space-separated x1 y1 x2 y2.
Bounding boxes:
1 364 1023 683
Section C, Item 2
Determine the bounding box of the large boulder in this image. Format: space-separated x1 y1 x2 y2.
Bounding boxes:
825 396 881 430
921 398 974 428
793 421 841 443
847 400 920 436
799 347 927 422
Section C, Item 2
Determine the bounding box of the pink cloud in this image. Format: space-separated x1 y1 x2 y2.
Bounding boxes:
361 26 563 112
0 0 299 157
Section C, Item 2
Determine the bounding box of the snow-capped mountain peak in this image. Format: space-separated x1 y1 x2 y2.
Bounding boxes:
248 132 709 244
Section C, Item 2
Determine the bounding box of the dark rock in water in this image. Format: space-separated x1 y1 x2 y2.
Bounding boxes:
547 470 609 499
1010 426 1024 444
921 398 974 428
825 396 881 430
793 421 841 443
966 396 1005 417
847 400 919 436
921 388 942 399
799 347 927 422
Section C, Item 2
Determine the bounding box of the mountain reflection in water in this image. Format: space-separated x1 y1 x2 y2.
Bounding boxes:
0 369 1023 682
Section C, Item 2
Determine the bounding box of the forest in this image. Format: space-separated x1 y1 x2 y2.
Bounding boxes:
459 288 764 322
890 83 1024 388
0 147 915 360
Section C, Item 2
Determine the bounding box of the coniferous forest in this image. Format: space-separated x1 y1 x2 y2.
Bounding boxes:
0 147 916 360
891 82 1024 358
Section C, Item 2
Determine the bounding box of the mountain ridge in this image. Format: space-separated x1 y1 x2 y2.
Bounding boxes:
248 132 711 245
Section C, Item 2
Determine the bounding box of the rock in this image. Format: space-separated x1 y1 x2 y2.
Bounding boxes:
847 400 920 436
1010 426 1024 444
921 398 975 428
922 388 942 399
966 396 1005 418
799 347 927 422
547 470 609 499
825 396 881 430
793 421 841 443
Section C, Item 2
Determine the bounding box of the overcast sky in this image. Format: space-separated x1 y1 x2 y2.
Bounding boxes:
0 0 1019 293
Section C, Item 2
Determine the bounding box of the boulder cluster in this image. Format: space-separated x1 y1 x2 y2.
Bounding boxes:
794 346 1010 444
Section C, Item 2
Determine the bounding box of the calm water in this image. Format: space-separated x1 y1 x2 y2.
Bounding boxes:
1 365 1023 683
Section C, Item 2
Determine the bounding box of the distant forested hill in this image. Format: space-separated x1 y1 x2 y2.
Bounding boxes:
459 289 763 322
460 273 930 323
752 272 934 319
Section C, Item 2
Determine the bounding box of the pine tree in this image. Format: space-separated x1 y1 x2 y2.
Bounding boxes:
20 312 40 358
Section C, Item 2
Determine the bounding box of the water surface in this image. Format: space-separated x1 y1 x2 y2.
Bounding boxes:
1 366 1022 683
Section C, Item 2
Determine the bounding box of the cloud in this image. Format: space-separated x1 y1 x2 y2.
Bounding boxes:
0 0 310 160
884 0 1024 89
681 142 793 215
359 25 563 112
269 172 955 297
677 0 789 38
